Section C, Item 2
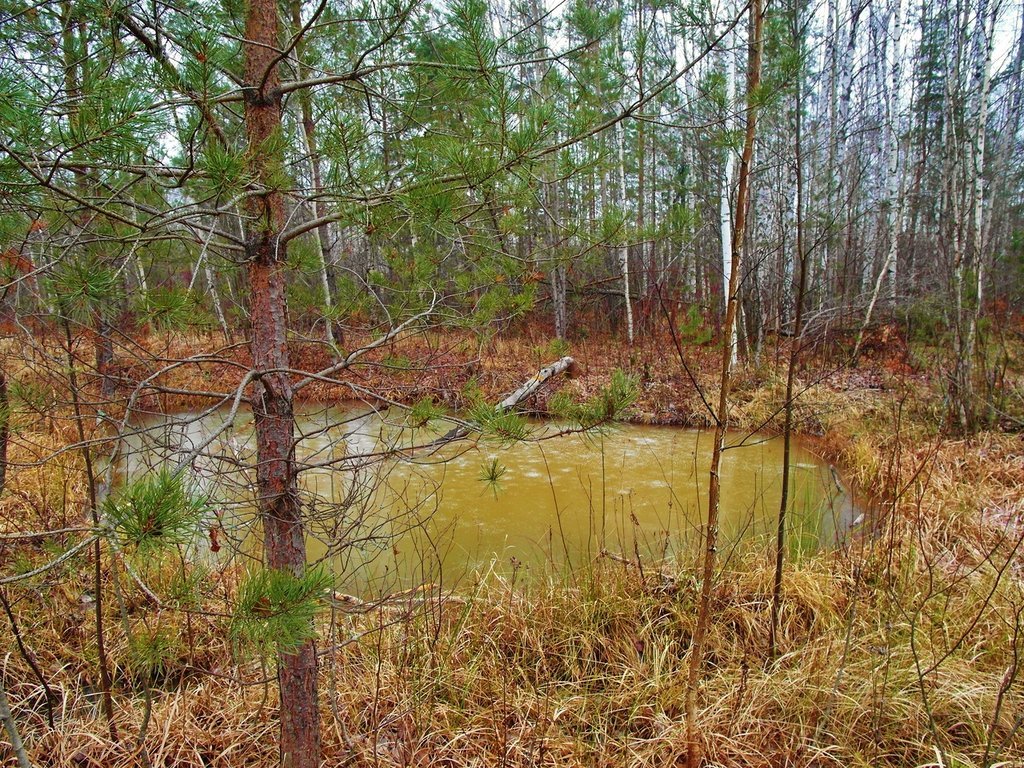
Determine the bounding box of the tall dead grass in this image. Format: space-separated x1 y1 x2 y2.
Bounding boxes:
0 334 1022 767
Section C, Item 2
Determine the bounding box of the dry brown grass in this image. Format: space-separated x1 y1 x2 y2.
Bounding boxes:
3 530 1021 767
0 331 1022 767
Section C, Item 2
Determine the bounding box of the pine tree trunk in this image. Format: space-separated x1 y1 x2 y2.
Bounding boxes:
243 0 320 764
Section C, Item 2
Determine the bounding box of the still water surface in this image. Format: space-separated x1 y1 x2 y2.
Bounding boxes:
120 404 855 590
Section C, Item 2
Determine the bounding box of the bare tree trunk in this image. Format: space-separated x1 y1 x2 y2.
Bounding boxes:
886 0 904 304
243 1 320 765
770 0 809 660
818 0 839 309
636 7 649 305
0 677 30 768
0 371 30 768
951 0 995 431
963 0 996 420
854 0 905 359
684 145 696 297
836 0 863 313
551 264 568 339
62 6 117 404
205 261 231 341
548 165 568 339
60 319 116 739
685 0 763 764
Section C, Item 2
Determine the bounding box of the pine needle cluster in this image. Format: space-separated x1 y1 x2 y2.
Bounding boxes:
103 469 207 556
230 566 332 657
549 368 639 429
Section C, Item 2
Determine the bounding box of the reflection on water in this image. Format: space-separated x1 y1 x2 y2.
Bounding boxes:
118 404 856 591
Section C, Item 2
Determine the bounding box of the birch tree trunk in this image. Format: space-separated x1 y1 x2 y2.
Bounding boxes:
836 0 863 308
616 118 635 345
550 170 568 340
720 17 737 365
951 0 995 430
205 261 231 341
854 0 904 359
963 0 996 422
818 0 839 307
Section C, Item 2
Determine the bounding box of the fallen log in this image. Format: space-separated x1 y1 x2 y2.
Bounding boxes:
429 356 576 446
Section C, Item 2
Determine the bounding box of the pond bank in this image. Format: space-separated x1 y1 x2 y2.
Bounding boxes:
2 330 1022 767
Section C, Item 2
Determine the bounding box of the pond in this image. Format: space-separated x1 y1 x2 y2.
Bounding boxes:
117 404 857 591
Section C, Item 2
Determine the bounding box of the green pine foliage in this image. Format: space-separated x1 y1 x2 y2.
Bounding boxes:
467 403 530 443
127 624 181 680
135 286 210 332
678 304 712 345
66 81 158 167
231 566 332 657
477 456 507 495
4 378 53 430
408 397 445 427
197 142 252 202
103 469 207 556
165 565 209 610
549 368 638 429
49 256 124 324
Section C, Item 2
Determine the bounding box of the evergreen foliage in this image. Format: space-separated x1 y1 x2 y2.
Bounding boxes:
549 368 638 428
103 470 207 556
231 566 332 657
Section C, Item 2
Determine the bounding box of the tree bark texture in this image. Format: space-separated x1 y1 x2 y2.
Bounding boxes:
243 0 321 764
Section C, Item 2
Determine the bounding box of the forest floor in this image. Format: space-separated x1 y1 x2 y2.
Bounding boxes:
1 324 1023 766
124 321 916 427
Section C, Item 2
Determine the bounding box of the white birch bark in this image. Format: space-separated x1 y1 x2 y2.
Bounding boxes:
205 261 230 340
720 16 737 366
884 0 904 302
855 0 905 356
616 118 635 346
817 0 839 307
964 0 996 371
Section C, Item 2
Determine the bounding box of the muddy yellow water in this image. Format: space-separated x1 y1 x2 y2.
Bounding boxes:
122 404 854 590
